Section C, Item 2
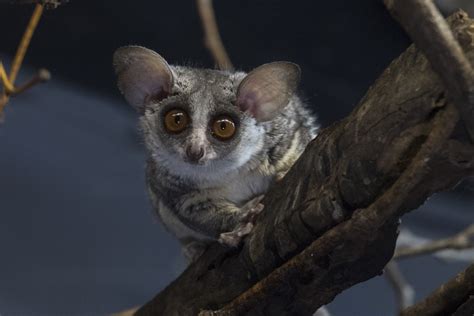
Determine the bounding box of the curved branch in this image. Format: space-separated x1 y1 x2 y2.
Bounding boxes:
0 3 51 116
135 12 474 316
395 224 474 259
203 93 459 316
400 263 474 316
384 0 474 141
385 261 415 313
196 0 233 70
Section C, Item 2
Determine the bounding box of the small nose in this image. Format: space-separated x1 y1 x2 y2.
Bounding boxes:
186 146 205 163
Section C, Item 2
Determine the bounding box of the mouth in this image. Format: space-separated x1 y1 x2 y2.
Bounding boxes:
183 156 207 166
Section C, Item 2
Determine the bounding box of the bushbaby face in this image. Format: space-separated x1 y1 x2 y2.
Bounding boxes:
113 46 300 179
140 79 266 177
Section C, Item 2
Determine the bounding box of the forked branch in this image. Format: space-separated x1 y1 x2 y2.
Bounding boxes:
395 224 474 259
0 3 50 116
136 11 474 316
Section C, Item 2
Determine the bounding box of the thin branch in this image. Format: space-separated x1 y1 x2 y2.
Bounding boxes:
400 263 474 316
395 224 474 259
1 64 49 95
9 68 50 96
9 3 43 83
0 62 15 92
1 0 67 9
385 261 415 313
196 0 233 70
384 0 474 142
112 306 138 316
0 3 50 116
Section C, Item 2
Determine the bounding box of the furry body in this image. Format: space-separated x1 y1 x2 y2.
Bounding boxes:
113 46 318 260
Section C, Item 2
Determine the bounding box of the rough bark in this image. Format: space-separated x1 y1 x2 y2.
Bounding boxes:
135 11 474 316
453 296 474 316
401 263 474 316
385 0 474 142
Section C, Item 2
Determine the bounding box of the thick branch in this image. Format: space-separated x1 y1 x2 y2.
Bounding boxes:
395 224 474 259
385 0 474 141
400 263 474 316
136 12 474 316
453 296 474 316
205 93 459 316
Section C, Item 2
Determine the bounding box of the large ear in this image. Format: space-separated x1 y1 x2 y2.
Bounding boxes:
236 61 300 122
113 46 173 112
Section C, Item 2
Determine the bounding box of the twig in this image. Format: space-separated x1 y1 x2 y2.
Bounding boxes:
395 224 474 259
196 0 233 70
0 62 15 92
9 68 50 96
400 263 474 316
384 0 474 142
1 0 67 9
9 3 43 83
385 261 415 313
1 63 49 95
111 306 138 316
0 3 50 115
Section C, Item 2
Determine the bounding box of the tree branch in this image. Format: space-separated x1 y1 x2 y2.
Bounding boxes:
384 0 474 141
0 3 50 117
0 0 67 9
135 11 474 316
395 224 474 259
196 0 233 70
203 93 459 316
453 296 474 316
385 261 415 313
400 263 474 316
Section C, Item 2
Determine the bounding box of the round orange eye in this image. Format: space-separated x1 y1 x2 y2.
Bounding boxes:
212 116 236 140
164 109 189 133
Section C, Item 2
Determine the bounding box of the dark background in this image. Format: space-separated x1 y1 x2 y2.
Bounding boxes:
0 1 472 315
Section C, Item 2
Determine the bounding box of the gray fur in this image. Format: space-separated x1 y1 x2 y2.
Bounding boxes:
114 46 319 261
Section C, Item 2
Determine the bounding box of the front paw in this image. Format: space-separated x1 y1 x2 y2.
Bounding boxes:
218 196 265 247
218 222 254 247
240 195 265 222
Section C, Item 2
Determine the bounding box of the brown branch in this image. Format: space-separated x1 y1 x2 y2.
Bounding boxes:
135 12 474 316
400 263 474 316
9 3 43 83
8 68 50 96
453 296 474 316
1 0 67 9
395 224 474 259
202 91 459 316
196 0 233 71
384 0 474 142
0 3 50 116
